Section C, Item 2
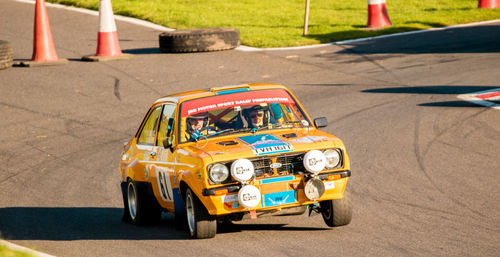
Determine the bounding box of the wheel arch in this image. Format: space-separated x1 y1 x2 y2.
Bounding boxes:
179 180 189 200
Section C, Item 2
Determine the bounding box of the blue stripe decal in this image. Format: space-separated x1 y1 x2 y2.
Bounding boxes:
260 176 294 184
264 190 297 207
216 88 250 95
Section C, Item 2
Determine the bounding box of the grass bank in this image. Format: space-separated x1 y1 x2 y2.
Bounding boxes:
48 0 500 47
0 242 35 257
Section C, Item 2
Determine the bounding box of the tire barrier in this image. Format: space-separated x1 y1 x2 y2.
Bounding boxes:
478 0 500 8
0 40 13 70
367 0 391 28
20 0 67 67
159 28 240 53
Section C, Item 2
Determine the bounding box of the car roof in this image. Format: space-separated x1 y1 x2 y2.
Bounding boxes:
154 83 288 105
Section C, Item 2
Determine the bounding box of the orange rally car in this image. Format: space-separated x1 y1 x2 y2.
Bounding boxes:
119 83 352 238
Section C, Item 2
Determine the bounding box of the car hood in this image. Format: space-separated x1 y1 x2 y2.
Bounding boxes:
182 129 345 163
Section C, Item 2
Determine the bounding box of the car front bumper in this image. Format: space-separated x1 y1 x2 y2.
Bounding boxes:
201 170 351 216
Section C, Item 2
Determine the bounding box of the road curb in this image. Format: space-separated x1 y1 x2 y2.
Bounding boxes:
239 19 500 51
0 240 56 257
14 0 174 32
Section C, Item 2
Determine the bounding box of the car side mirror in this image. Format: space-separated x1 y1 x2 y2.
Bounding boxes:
163 138 173 151
314 117 328 128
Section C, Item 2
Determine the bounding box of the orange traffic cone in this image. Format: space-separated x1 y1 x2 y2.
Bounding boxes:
367 0 391 28
20 0 67 67
478 0 500 8
82 0 132 61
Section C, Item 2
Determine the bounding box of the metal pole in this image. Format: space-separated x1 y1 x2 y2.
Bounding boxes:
303 0 310 36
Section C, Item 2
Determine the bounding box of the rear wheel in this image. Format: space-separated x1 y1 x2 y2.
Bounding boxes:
321 187 352 227
126 180 161 225
185 188 216 239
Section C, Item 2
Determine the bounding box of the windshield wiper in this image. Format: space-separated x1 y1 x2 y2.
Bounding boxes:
285 121 305 126
206 128 250 138
271 120 305 129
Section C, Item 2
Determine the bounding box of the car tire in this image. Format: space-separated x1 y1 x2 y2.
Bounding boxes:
185 188 216 239
321 187 352 227
0 40 13 70
121 182 132 223
159 28 240 53
126 180 162 225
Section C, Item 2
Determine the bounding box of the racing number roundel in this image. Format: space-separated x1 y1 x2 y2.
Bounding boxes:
157 167 174 202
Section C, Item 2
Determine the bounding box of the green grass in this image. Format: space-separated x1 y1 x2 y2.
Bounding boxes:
0 243 35 257
49 0 500 47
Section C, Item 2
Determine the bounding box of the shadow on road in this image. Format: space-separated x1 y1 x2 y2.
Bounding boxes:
0 207 186 241
363 85 500 108
316 25 500 54
362 85 498 95
122 48 162 54
0 207 326 240
418 101 486 107
217 223 329 234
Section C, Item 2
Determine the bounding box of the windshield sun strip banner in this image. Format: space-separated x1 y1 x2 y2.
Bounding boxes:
180 89 295 117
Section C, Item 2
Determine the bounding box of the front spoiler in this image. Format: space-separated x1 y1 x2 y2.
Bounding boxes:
202 170 351 196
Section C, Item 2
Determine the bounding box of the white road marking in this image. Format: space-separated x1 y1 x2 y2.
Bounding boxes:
15 0 173 31
457 88 500 110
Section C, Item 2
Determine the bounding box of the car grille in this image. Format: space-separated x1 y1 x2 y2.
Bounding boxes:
251 152 305 178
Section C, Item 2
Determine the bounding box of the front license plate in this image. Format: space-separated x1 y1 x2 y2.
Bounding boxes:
264 190 296 207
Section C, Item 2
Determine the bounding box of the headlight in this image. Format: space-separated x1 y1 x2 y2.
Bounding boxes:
324 149 341 169
231 159 254 182
303 150 326 174
209 163 229 183
304 177 325 200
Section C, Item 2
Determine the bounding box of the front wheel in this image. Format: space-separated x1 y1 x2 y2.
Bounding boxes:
321 187 352 227
185 188 216 239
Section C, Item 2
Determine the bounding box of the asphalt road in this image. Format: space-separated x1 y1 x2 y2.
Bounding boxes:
1 0 499 256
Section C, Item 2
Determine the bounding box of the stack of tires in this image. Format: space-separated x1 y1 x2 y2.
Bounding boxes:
0 40 13 70
159 28 240 53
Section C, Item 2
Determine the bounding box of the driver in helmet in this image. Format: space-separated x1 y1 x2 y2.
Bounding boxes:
185 112 209 141
243 105 267 129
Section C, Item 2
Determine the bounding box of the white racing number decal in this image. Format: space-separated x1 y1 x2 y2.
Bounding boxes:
156 167 174 202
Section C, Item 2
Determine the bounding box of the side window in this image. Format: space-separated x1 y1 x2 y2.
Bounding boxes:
157 104 176 147
137 106 163 145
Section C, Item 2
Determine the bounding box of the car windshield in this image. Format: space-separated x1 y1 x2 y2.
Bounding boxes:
179 89 310 143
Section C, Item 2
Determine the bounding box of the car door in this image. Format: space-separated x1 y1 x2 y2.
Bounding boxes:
125 105 163 182
149 103 179 212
